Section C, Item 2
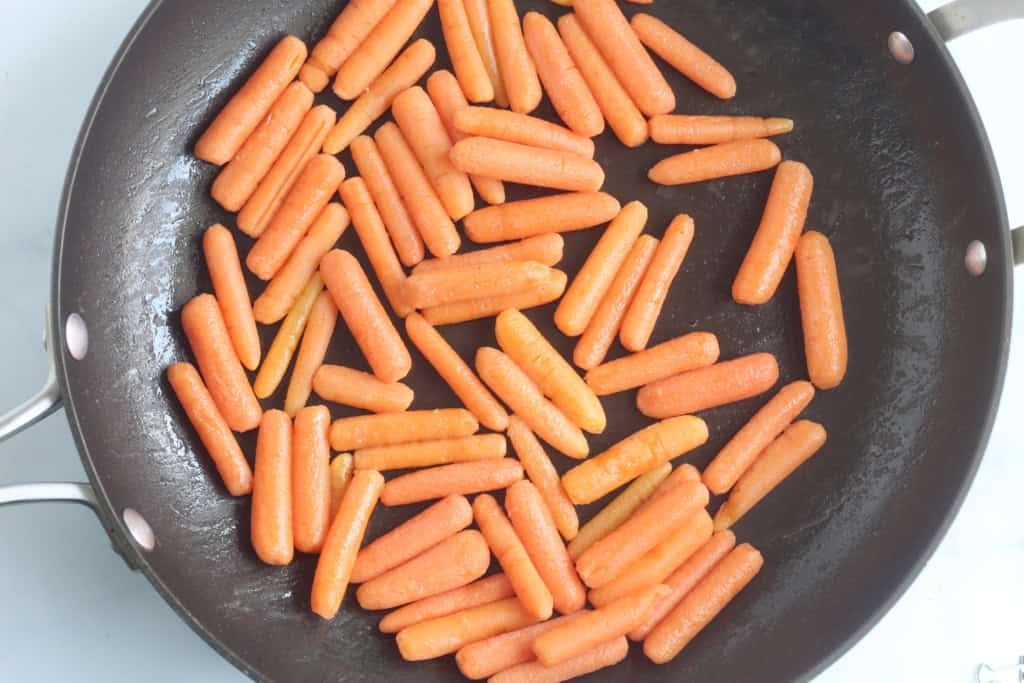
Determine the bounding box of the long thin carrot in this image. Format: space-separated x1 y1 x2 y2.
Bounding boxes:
422 270 568 325
253 273 323 399
649 139 781 186
403 262 554 309
414 234 563 275
283 291 338 417
450 137 604 192
329 453 354 519
355 434 506 470
454 109 593 161
382 458 524 506
636 353 780 419
292 406 331 554
251 410 293 566
397 597 539 661
464 192 619 243
202 225 261 371
507 417 578 541
329 409 479 451
313 365 414 413
381 573 514 634
585 331 719 396
796 231 848 389
649 114 794 145
463 0 508 107
439 0 494 102
631 13 736 99
493 636 628 683
487 0 542 113
299 0 398 92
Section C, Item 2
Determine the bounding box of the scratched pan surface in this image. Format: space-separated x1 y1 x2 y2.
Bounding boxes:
52 0 1011 681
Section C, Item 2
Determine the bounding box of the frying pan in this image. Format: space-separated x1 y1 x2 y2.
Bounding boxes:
1 0 1021 681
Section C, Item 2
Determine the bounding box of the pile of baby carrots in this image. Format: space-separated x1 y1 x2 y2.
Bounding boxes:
172 0 849 679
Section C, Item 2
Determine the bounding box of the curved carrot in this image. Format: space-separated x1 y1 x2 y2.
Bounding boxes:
454 107 593 159
202 225 260 371
649 114 794 145
631 13 736 99
493 635 628 683
464 192 620 243
313 365 413 413
253 273 323 399
397 597 539 661
195 36 307 165
649 139 781 186
422 270 568 325
455 612 588 680
167 363 252 496
382 458 524 506
329 453 354 519
450 137 604 192
283 291 338 417
463 0 508 107
300 0 398 92
251 410 293 566
488 0 542 113
414 234 563 275
292 406 331 554
438 0 494 102
381 573 514 634
507 417 578 541
329 409 479 451
796 231 847 389
585 331 719 395
403 261 554 309
355 434 506 470
636 353 780 419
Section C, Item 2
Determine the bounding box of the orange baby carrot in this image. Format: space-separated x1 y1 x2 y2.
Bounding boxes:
202 224 261 371
457 613 586 680
195 36 307 165
332 0 435 100
247 154 346 280
238 105 337 239
476 347 589 460
450 137 604 192
375 121 461 257
496 309 605 433
402 262 554 309
492 635 628 683
292 406 332 554
167 363 252 496
414 234 563 275
311 469 385 619
620 214 695 351
181 294 262 432
649 115 794 145
329 453 354 520
561 416 708 506
321 249 412 383
714 421 827 531
507 417 578 541
644 544 763 663
733 161 814 305
631 13 736 99
464 192 619 243
313 365 414 413
323 38 436 155
555 201 647 337
585 332 719 395
637 353 780 419
340 177 411 317
252 273 324 399
382 458 524 506
649 139 781 186
211 81 314 211
703 381 815 495
251 410 294 566
421 270 568 325
556 14 648 148
473 494 553 620
283 292 338 417
572 0 673 116
796 231 848 389
353 494 474 583
463 0 507 107
300 0 398 92
487 0 542 113
453 107 593 159
355 434 507 470
381 573 515 634
439 0 494 102
397 597 539 661
329 409 479 451
640 463 701 512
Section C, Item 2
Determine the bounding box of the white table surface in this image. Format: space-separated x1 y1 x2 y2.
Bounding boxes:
0 1 1020 681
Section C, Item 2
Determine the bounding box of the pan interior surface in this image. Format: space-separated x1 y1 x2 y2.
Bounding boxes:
53 1 1011 681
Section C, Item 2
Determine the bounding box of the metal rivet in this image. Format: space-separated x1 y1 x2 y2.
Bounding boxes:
965 240 987 276
122 508 155 552
888 31 915 64
65 313 88 360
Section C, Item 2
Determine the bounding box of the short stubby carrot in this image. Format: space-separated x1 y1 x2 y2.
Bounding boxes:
643 543 763 663
329 453 354 520
167 363 252 496
292 406 332 554
357 530 490 610
631 13 736 99
733 160 814 305
195 35 307 165
487 0 542 113
507 417 578 541
649 114 794 146
313 365 414 413
464 192 620 243
561 416 708 505
414 234 563 275
321 249 412 383
283 291 338 417
252 274 323 399
796 231 848 389
492 635 628 683
251 410 294 566
397 597 539 661
381 573 514 634
181 294 262 432
454 107 594 159
382 458 524 506
311 469 385 619
714 420 827 531
299 0 398 92
457 614 586 681
585 331 720 396
402 262 554 309
649 139 781 186
355 434 507 471
620 214 695 351
202 224 261 371
353 494 473 583
636 352 780 419
450 137 605 192
422 270 568 325
329 409 479 451
438 0 494 102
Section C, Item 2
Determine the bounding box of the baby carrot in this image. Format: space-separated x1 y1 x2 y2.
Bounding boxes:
561 416 708 505
644 544 763 663
181 294 261 432
323 39 436 155
714 421 827 530
253 273 323 399
640 463 701 512
195 36 307 165
292 406 331 554
636 353 780 419
382 458 524 506
476 347 589 460
299 0 398 92
585 332 720 396
649 139 781 186
507 417 578 541
332 0 435 100
414 234 563 275
375 121 461 257
733 160 815 305
311 469 385 619
493 636 628 683
211 81 313 211
450 137 604 192
556 14 648 148
464 192 620 243
796 231 848 389
620 214 695 351
453 107 593 159
631 13 736 99
572 0 674 116
353 494 473 583
455 613 588 680
496 309 605 433
439 0 494 102
283 291 338 417
329 453 354 519
381 574 514 633
167 363 252 496
555 201 647 337
251 410 294 566
397 597 539 661
649 114 794 145
247 154 346 280
321 249 412 383
422 270 568 325
355 434 506 470
403 261 553 309
313 365 414 413
238 105 337 239
202 225 260 371
357 530 490 609
488 0 542 113
463 0 508 107
329 409 479 451
473 494 554 620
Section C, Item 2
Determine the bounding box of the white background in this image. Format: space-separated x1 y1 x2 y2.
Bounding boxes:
0 1 1020 681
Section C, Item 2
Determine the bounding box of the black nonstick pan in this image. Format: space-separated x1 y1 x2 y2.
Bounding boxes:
0 0 1021 681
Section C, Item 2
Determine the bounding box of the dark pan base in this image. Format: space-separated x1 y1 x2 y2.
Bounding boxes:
53 1 1011 681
